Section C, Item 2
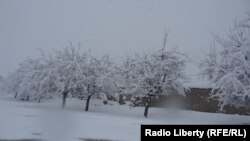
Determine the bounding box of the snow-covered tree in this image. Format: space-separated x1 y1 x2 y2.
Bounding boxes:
116 55 140 99
16 58 49 101
37 46 116 110
82 55 101 111
200 15 250 109
118 34 187 117
139 50 186 117
83 55 117 111
52 46 87 108
97 55 117 98
4 55 56 101
4 59 36 100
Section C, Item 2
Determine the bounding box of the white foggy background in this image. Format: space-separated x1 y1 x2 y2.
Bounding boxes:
0 0 249 86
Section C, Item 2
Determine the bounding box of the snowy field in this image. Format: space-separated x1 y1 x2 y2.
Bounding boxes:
0 92 250 141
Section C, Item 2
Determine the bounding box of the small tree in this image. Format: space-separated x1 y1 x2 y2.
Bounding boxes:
200 15 250 109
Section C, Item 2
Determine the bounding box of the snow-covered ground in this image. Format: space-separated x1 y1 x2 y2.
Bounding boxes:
0 92 250 141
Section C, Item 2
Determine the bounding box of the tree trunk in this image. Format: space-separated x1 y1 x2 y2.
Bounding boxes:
85 95 92 111
163 74 166 82
144 97 151 118
61 91 68 108
144 105 149 118
26 95 29 101
14 93 18 99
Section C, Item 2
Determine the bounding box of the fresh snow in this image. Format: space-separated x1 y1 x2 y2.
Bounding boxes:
0 92 250 141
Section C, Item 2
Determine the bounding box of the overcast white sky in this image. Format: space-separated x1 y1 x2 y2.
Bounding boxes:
0 0 249 86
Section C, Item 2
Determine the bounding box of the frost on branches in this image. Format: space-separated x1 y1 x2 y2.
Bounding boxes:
201 15 250 109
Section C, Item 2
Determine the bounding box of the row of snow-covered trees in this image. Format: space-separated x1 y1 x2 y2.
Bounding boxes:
3 41 187 117
4 46 117 110
2 15 250 116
